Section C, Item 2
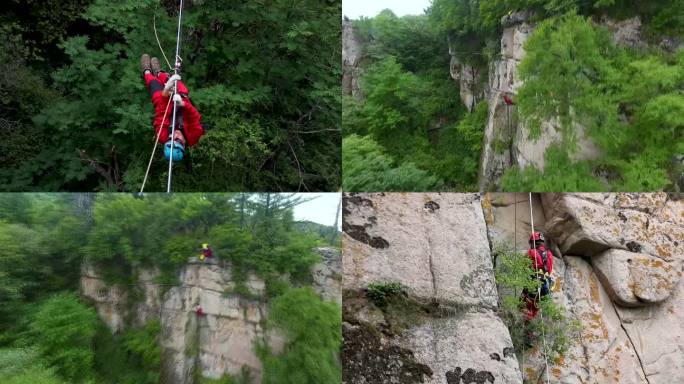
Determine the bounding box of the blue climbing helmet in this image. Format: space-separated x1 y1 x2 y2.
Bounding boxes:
164 139 185 162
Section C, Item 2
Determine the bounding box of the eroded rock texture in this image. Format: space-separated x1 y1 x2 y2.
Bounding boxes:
489 192 684 383
81 248 341 384
478 14 600 190
343 19 364 100
345 193 683 384
343 193 523 384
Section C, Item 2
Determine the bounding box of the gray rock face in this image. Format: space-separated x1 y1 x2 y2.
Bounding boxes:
478 18 600 190
478 20 533 190
343 193 497 308
449 41 486 112
343 20 364 99
312 247 342 304
160 262 269 384
344 193 684 384
80 262 129 333
343 193 523 384
81 248 340 384
531 193 684 383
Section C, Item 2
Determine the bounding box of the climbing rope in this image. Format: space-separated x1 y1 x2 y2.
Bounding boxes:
139 0 185 193
140 96 172 193
529 192 551 384
166 0 185 193
153 5 173 70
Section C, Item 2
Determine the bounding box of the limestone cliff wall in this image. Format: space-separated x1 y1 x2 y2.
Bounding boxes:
342 193 523 384
81 248 341 384
342 19 364 100
344 192 683 384
476 13 602 190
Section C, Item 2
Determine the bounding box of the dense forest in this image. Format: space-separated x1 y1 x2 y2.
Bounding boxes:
0 0 341 192
0 193 341 384
343 0 683 192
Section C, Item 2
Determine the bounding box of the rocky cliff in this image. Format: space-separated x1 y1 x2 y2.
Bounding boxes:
343 192 683 384
81 247 341 384
475 13 604 190
342 19 364 100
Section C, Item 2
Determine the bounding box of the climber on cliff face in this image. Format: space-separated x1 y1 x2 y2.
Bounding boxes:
522 231 554 321
194 305 205 317
502 93 515 106
199 243 213 261
140 54 205 162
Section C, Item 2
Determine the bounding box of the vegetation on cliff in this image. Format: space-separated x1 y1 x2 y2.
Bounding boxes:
344 1 683 191
0 193 341 383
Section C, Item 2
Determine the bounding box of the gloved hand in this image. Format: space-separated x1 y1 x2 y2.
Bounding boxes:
173 93 185 107
164 74 182 94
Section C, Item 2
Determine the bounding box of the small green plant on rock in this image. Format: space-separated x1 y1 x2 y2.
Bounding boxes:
366 282 403 307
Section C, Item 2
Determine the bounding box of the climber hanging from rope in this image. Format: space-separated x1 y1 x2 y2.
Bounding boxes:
140 53 204 162
521 231 554 321
502 93 515 106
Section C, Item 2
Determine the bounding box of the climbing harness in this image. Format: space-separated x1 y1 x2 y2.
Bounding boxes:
139 0 185 193
530 192 552 384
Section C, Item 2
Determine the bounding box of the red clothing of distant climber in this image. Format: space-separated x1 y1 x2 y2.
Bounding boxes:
195 306 205 317
503 94 515 106
527 245 553 275
143 71 204 146
523 244 554 320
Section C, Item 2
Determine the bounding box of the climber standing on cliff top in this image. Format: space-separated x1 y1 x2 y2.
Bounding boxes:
522 231 554 321
199 243 213 261
140 54 205 162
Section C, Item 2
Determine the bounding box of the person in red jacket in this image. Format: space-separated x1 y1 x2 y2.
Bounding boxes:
502 93 515 106
522 231 554 321
140 54 204 162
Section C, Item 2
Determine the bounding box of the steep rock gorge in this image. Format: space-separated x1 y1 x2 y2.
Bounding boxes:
81 248 341 384
343 192 683 384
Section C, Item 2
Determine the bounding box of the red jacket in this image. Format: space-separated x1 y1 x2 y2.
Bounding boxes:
144 72 204 147
527 245 553 274
503 94 515 106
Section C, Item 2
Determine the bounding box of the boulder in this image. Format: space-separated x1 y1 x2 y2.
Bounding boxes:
592 249 680 306
343 193 497 308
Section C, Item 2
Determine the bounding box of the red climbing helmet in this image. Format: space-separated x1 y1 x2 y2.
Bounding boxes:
529 231 545 245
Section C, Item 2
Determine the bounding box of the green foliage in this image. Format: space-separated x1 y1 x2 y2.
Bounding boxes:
343 13 483 191
200 367 252 384
121 320 161 383
513 13 683 190
92 321 159 384
501 145 605 191
342 135 442 191
0 195 84 335
517 13 620 144
26 293 98 383
0 193 339 382
0 348 67 384
493 246 579 370
1 0 340 191
259 288 341 384
366 281 403 307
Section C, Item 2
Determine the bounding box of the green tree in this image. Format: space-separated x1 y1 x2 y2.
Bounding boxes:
1 0 341 191
343 135 442 191
259 288 341 384
26 293 98 383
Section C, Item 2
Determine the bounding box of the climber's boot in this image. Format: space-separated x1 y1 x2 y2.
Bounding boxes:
151 57 162 76
140 54 151 76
